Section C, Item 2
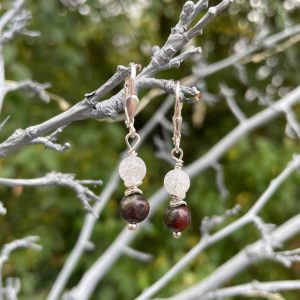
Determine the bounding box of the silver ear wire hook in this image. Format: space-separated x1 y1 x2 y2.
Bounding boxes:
124 63 139 135
163 82 191 238
123 63 141 155
172 82 183 152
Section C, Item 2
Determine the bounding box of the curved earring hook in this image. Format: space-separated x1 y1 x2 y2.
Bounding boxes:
172 81 183 151
124 63 139 133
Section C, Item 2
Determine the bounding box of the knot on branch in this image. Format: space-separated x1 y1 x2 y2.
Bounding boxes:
26 127 39 139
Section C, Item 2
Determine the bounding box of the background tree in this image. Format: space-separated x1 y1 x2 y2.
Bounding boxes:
0 0 300 299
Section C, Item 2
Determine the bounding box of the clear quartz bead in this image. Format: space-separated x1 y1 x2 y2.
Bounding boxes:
164 168 190 199
119 156 146 187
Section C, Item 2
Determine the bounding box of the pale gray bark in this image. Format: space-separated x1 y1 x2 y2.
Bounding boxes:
0 236 42 300
0 172 102 214
201 280 300 299
169 215 300 300
0 0 232 158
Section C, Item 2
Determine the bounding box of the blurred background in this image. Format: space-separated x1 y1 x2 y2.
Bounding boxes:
0 0 300 299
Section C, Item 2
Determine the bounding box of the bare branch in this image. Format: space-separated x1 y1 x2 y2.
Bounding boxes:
154 134 174 165
122 247 153 263
285 109 300 138
0 201 6 215
140 78 201 103
0 64 133 157
202 280 300 300
3 10 298 160
185 1 210 27
84 65 132 103
0 0 24 32
4 277 21 300
141 0 233 76
166 47 202 70
212 162 229 200
252 216 277 253
220 84 246 123
169 215 300 300
195 24 300 78
47 169 120 300
1 9 39 45
30 127 71 153
186 0 233 40
0 116 10 132
201 205 241 237
0 236 42 300
0 172 103 215
0 237 41 265
0 47 5 117
4 80 51 102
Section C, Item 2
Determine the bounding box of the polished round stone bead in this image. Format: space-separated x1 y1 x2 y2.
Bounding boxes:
119 156 146 187
120 193 150 224
164 169 190 199
163 205 191 234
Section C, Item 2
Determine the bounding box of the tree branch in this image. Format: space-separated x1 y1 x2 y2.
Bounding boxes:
0 0 24 32
0 201 6 215
220 84 246 123
4 80 51 102
212 162 229 200
194 24 300 78
0 172 103 215
140 78 201 103
186 0 233 40
122 247 153 263
0 236 42 300
168 215 300 300
202 280 300 300
201 205 241 237
30 127 71 153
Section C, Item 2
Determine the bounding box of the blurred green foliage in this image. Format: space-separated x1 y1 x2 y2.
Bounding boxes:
0 0 300 299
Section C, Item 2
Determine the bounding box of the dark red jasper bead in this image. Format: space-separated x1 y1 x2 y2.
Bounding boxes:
120 193 150 224
163 205 191 233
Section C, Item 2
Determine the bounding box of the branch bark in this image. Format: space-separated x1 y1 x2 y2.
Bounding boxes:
201 280 300 300
0 172 103 214
169 215 300 300
0 0 231 158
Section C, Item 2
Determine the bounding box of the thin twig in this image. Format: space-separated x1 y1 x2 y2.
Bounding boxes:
201 280 300 300
0 236 42 300
0 172 103 215
220 83 246 123
168 215 300 300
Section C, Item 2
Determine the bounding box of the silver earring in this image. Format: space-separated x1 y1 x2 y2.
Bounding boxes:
118 64 150 231
163 82 191 238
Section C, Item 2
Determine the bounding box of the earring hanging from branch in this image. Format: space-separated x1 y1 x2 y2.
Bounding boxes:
163 82 191 238
118 63 150 231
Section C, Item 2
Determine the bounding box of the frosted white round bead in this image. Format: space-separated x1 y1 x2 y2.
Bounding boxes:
164 169 190 199
119 156 146 187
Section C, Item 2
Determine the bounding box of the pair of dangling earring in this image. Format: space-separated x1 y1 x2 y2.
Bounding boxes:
118 64 191 239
